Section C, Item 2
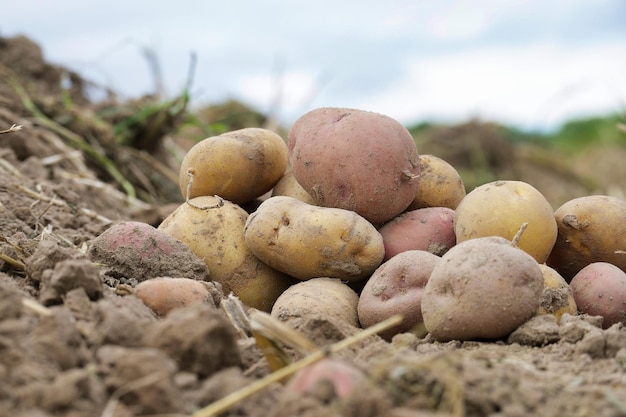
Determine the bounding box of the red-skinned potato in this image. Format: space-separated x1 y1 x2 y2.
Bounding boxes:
179 128 288 204
87 221 209 283
421 236 544 342
570 262 626 328
286 358 366 399
358 250 440 340
135 277 216 317
378 207 455 261
407 154 466 210
288 107 420 225
547 195 626 282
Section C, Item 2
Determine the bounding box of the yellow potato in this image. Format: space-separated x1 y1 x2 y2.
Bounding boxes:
158 196 294 312
454 180 557 263
271 170 316 205
407 154 466 210
179 128 288 204
244 196 385 281
547 195 626 281
536 264 577 323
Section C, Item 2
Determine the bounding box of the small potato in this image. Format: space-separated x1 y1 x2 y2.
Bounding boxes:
421 236 544 342
179 128 288 204
135 277 216 317
158 196 295 312
358 250 440 340
547 195 626 281
536 264 577 323
570 262 626 328
378 207 455 261
244 196 384 281
271 170 316 205
87 221 209 283
454 180 557 263
407 154 466 210
271 277 360 327
288 107 420 225
286 358 366 399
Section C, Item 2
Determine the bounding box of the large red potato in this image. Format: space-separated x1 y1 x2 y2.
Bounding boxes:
570 262 626 328
421 236 544 342
288 107 420 225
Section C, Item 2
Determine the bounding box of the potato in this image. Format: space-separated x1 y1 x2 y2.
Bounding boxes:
570 262 626 328
244 196 385 281
378 207 455 261
454 180 557 263
179 128 288 204
286 358 366 399
358 250 440 340
536 264 577 323
421 236 544 341
135 277 216 317
87 221 209 283
407 154 466 210
288 107 420 225
271 169 316 205
158 196 295 312
271 277 359 327
546 195 626 281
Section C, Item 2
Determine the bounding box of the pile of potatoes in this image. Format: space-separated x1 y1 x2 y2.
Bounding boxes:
91 107 626 342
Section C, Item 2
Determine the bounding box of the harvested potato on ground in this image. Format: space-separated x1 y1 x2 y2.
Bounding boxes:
179 127 288 204
547 195 626 281
378 207 455 261
570 262 626 328
454 180 557 263
358 250 440 340
407 154 466 210
286 358 366 399
271 277 360 327
271 169 316 205
421 236 544 342
288 107 420 225
158 196 295 312
536 264 577 323
87 221 209 283
135 277 216 317
244 196 385 281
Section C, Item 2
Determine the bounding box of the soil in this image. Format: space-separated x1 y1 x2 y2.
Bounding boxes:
0 35 625 417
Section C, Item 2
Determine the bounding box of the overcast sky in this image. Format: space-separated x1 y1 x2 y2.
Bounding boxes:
2 0 626 131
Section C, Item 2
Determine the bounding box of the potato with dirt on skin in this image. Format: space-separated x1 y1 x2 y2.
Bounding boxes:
244 196 385 281
407 154 466 211
536 264 577 323
288 107 421 225
454 180 557 264
271 277 360 327
421 236 544 342
179 127 288 204
271 169 316 205
158 196 295 312
547 195 626 282
378 207 456 261
570 262 626 328
358 250 440 340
